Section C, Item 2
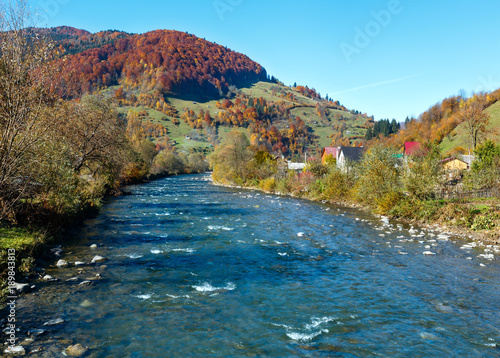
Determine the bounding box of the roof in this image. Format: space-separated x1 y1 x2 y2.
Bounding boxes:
321 147 339 158
440 157 467 164
461 155 475 166
288 162 306 170
404 142 422 156
339 146 364 162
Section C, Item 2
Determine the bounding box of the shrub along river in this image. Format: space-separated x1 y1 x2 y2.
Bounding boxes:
11 174 500 357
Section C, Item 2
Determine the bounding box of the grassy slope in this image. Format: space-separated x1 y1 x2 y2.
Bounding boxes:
111 81 368 154
440 101 500 155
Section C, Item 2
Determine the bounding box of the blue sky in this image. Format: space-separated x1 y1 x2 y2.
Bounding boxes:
31 0 500 122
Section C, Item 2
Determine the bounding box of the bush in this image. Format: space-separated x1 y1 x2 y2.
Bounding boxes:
320 167 352 201
471 215 495 231
275 177 293 195
402 147 442 200
355 146 402 208
464 140 500 190
259 177 276 192
187 153 209 173
151 150 186 175
377 191 403 214
304 158 328 178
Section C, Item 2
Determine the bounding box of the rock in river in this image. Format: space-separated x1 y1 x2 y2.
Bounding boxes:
14 283 31 293
91 255 106 263
56 259 68 267
28 328 46 336
3 346 26 355
64 344 88 357
43 318 65 326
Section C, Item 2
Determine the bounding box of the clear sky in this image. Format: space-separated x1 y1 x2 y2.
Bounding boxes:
30 0 500 122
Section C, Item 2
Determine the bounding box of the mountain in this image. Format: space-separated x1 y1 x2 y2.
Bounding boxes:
41 26 370 157
52 28 267 99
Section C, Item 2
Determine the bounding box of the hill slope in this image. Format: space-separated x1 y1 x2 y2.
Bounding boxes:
440 100 500 154
44 27 369 157
54 29 267 99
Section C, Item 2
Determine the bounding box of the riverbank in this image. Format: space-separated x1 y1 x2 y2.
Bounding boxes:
212 179 500 246
4 173 497 357
0 170 189 307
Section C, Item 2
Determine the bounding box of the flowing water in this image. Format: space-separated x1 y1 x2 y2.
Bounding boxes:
12 175 500 357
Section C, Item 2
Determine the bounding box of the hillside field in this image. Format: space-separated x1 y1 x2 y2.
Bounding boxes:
112 81 369 155
440 100 500 155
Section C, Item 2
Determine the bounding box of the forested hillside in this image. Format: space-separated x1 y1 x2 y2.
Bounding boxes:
374 89 500 154
37 26 370 158
51 28 268 99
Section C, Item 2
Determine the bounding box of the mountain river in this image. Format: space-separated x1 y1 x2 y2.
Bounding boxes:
9 174 500 357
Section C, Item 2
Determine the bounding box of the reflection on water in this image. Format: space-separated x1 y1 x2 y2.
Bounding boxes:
14 174 500 357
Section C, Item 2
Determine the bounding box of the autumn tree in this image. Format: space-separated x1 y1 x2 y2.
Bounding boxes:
0 0 58 219
355 146 402 213
401 146 443 200
151 150 185 175
457 95 491 151
59 95 127 176
464 140 500 190
187 153 209 173
209 130 253 183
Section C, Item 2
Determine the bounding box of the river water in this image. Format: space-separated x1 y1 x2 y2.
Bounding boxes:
13 174 500 357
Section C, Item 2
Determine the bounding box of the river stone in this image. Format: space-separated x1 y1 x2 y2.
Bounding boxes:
420 332 439 340
91 255 106 263
74 261 86 266
20 338 35 346
90 244 97 249
43 275 55 281
80 300 94 307
29 328 46 336
64 344 88 357
56 259 69 267
50 247 63 256
43 318 65 326
14 283 31 293
3 345 26 355
79 280 92 286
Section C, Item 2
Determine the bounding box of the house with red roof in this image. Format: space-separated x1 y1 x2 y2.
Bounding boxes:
403 142 422 156
321 147 339 165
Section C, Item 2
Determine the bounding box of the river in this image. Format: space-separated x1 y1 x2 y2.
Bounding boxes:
11 174 500 357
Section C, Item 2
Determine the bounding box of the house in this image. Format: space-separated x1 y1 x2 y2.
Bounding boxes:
403 142 422 156
321 147 339 165
402 142 428 167
287 161 306 171
461 154 475 169
337 146 364 171
440 157 468 171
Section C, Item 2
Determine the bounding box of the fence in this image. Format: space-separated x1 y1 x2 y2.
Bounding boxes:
437 188 499 200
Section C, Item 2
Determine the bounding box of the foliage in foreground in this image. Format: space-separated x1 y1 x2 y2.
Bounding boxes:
0 1 211 303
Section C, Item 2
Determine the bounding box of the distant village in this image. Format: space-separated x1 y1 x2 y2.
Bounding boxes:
281 142 482 199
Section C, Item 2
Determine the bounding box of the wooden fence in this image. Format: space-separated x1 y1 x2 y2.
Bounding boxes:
437 188 499 200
